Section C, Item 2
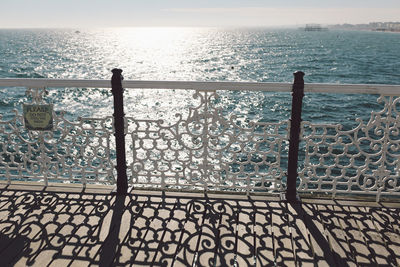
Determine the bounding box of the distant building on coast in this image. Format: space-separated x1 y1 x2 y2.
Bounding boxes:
330 22 400 32
370 22 400 32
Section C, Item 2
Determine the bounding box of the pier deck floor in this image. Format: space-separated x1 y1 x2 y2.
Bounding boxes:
0 183 399 266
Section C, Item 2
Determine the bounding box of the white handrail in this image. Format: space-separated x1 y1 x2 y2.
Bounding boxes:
1 78 400 94
0 78 291 91
306 83 400 95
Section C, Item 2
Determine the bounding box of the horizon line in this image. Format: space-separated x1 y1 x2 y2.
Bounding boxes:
0 22 398 30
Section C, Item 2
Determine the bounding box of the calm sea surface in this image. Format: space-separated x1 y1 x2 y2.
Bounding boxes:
1 28 400 125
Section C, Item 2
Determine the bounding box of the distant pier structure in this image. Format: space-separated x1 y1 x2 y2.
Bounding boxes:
302 24 328 31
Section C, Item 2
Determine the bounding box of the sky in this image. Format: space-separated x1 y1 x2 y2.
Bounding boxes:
0 0 399 28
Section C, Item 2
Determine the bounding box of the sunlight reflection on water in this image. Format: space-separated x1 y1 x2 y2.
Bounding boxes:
1 27 400 124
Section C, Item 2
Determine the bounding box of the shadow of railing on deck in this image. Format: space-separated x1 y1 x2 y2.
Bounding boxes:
0 188 399 266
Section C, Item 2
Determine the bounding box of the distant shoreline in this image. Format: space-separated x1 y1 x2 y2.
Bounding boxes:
371 29 400 33
330 28 400 34
328 21 400 33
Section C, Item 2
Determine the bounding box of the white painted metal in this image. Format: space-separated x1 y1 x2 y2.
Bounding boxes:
305 83 400 95
126 90 288 191
1 78 400 94
0 87 115 185
299 95 400 201
0 78 291 92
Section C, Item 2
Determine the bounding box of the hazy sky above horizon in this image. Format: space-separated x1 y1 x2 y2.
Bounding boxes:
1 0 399 28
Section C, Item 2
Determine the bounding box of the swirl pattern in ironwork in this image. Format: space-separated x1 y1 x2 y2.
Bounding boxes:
0 87 115 185
299 95 400 201
127 90 288 193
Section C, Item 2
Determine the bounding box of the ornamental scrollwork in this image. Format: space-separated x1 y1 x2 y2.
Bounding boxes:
299 95 400 200
0 87 115 185
127 90 288 193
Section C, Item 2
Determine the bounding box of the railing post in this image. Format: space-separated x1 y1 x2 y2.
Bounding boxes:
286 71 305 202
111 68 128 195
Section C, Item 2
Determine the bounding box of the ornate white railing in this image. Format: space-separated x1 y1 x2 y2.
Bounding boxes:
299 95 400 201
126 92 289 192
1 76 400 201
0 85 116 185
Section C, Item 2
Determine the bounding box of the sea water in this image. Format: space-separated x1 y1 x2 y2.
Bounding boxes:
1 28 399 123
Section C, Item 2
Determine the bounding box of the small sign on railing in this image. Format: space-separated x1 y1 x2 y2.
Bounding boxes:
23 104 53 131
